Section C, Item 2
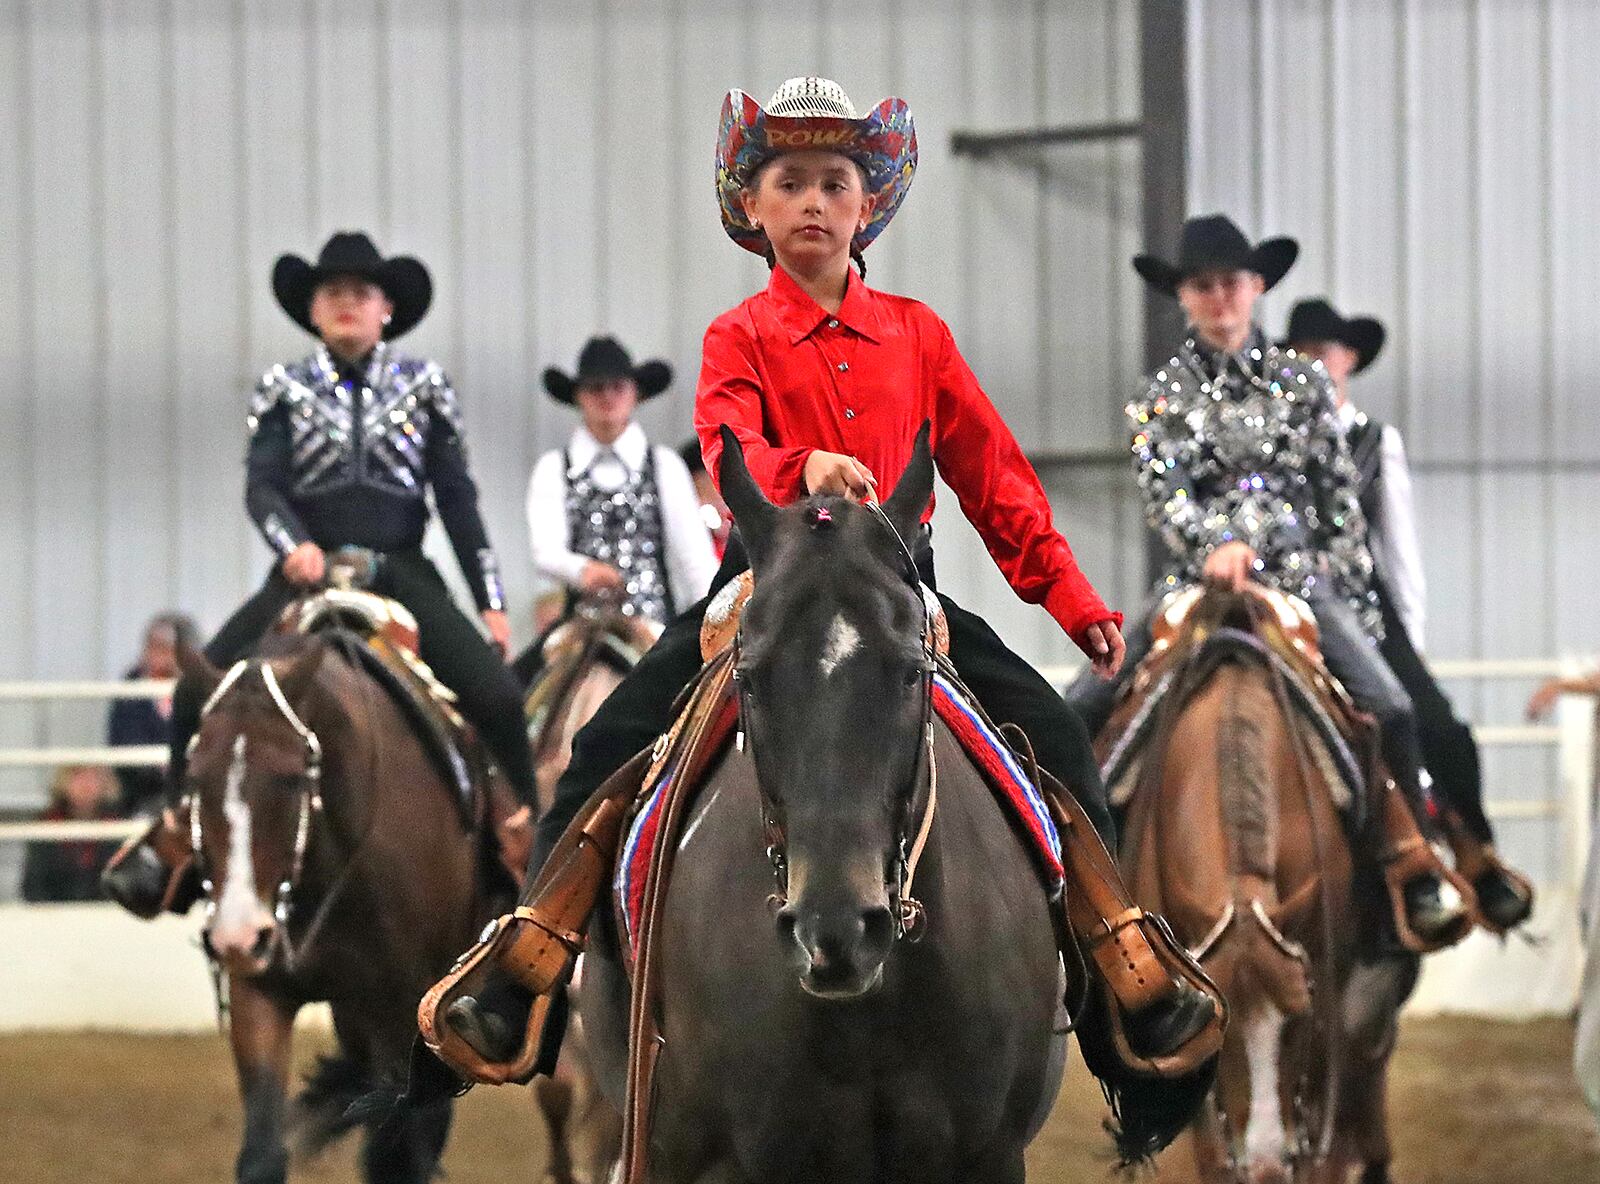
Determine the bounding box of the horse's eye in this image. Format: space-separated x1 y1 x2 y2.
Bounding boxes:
903 665 926 688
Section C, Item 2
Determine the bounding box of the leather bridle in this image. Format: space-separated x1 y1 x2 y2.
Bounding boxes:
188 660 325 948
732 501 938 942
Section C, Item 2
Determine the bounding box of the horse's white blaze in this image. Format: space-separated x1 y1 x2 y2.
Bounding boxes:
819 614 861 678
213 735 266 944
1243 1003 1288 1166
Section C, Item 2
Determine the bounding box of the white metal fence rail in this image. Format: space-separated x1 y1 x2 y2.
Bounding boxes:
0 678 173 774
0 663 1592 860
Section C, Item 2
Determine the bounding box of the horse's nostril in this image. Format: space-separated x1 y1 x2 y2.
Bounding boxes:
775 907 799 948
250 926 275 962
862 905 894 947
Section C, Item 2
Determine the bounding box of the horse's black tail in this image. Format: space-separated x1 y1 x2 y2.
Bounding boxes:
290 1052 373 1157
1073 979 1221 1167
1101 1057 1219 1169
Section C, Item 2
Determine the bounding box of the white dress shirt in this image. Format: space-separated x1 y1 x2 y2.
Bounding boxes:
526 422 719 615
1339 400 1427 650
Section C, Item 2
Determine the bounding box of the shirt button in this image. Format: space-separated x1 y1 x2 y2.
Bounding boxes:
828 319 840 329
845 409 856 420
837 361 849 372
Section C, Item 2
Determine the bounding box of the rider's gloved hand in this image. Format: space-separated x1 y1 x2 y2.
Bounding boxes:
1202 540 1258 592
282 542 326 586
804 451 878 502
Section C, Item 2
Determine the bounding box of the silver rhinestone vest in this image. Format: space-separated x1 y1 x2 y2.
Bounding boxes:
564 444 674 622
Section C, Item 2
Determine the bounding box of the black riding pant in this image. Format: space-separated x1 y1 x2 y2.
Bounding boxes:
1376 588 1493 842
169 550 535 805
530 538 1117 877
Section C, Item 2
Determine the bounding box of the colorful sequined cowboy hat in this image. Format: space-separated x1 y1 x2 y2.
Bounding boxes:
542 336 673 406
1279 297 1387 374
1133 214 1299 297
715 76 918 257
272 231 432 339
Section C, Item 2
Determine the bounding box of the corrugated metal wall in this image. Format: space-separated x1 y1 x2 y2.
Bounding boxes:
1187 0 1600 885
0 0 1145 691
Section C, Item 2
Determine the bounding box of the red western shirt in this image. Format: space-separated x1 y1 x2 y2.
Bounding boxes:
695 264 1120 654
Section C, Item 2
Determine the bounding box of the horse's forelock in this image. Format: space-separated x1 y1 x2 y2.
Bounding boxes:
753 498 918 641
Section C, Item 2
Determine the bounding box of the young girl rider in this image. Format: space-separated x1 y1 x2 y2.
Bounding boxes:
443 76 1216 1089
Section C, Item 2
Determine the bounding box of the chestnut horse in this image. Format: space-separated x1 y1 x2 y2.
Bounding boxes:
1115 591 1412 1183
184 630 494 1184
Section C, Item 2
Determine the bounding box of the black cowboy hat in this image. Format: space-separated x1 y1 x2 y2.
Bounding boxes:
272 231 432 339
1133 213 1298 297
542 337 673 405
1279 297 1387 374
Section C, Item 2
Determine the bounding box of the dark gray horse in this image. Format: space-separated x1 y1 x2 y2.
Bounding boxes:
580 429 1070 1183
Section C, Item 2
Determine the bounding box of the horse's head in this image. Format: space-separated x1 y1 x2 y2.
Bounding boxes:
719 423 936 1001
180 637 328 977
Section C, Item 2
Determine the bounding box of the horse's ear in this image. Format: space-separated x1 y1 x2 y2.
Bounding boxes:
882 420 934 545
717 425 778 568
273 637 328 704
176 644 225 700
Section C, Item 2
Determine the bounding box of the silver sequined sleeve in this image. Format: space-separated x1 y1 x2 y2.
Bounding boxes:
243 367 312 558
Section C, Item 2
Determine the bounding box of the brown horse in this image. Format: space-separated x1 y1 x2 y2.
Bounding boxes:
521 603 652 1184
1114 590 1411 1183
183 629 495 1184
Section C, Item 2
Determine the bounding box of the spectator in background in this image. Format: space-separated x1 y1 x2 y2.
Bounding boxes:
677 437 732 561
22 764 122 902
107 612 197 815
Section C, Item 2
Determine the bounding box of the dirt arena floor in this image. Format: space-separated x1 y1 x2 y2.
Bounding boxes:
3 1017 1595 1183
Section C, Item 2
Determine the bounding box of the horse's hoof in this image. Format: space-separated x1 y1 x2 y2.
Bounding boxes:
1473 867 1532 930
1122 981 1215 1060
446 994 522 1063
1403 874 1468 943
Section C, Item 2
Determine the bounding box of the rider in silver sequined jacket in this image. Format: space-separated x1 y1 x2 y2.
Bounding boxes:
1129 328 1382 637
1065 212 1465 944
247 340 505 615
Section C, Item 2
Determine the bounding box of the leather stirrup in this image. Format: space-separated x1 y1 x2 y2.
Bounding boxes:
1039 769 1227 1078
416 750 647 1085
1375 779 1475 952
1438 808 1535 936
102 808 198 919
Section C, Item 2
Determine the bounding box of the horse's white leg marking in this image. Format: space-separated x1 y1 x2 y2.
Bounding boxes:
679 784 724 852
1243 1002 1288 1167
215 735 262 938
818 614 861 678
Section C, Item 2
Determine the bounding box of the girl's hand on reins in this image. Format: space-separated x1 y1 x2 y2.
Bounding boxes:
804 451 878 502
1084 619 1126 679
283 542 327 587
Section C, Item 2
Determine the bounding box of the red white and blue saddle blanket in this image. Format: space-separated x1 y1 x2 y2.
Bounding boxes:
614 669 1065 957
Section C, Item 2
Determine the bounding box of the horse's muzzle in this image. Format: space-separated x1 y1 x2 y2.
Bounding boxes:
776 900 895 1001
205 914 280 977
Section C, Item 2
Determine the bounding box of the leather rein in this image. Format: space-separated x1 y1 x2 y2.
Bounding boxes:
731 501 939 943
